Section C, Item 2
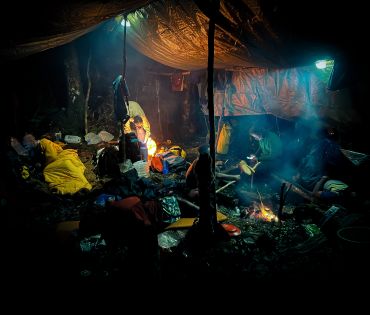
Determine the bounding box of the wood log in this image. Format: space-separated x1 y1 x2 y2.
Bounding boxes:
216 180 237 193
176 196 200 210
271 174 313 202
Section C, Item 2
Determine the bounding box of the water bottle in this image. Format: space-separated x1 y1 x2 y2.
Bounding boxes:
162 160 169 174
55 131 62 141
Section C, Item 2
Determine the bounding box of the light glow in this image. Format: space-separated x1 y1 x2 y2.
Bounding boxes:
147 138 157 157
121 19 131 27
315 60 327 69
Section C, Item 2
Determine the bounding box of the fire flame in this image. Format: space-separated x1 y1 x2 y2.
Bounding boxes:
258 202 278 222
147 137 157 157
246 190 278 222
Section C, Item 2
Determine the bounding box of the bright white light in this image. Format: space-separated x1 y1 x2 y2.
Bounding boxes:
147 138 157 157
120 19 131 27
315 60 327 69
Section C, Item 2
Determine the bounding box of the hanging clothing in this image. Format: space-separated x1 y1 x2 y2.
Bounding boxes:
170 73 184 91
112 75 128 123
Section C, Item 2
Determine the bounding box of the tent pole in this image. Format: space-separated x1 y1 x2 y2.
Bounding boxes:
192 0 228 242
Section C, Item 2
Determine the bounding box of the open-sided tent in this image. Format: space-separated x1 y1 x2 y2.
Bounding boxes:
1 0 366 69
1 0 368 140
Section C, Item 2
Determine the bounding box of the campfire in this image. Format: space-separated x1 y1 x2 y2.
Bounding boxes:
246 201 278 222
245 191 278 222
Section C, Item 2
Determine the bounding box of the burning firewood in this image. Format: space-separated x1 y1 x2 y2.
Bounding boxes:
256 190 278 222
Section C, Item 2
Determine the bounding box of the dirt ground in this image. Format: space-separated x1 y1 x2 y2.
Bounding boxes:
3 138 370 293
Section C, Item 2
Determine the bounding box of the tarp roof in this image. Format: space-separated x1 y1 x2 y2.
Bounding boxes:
1 0 366 71
0 1 151 59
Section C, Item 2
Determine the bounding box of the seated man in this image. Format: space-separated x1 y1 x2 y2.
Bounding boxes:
185 144 240 200
241 125 282 178
123 101 151 139
293 126 354 191
125 115 151 161
311 175 355 205
121 101 151 161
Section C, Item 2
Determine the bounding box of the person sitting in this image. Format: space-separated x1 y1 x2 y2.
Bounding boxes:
293 126 354 192
284 118 316 170
241 125 282 178
185 144 240 200
123 101 151 140
125 115 150 161
311 175 356 206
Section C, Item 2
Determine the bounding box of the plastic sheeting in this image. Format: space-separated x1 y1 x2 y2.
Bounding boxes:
0 0 152 59
1 0 364 72
197 66 340 120
127 0 280 70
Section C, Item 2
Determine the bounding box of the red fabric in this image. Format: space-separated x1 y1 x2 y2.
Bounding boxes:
111 196 141 210
150 155 164 172
170 73 184 91
110 196 161 226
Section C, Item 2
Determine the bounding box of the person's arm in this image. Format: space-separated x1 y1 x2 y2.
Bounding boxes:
142 116 151 142
185 159 199 199
312 175 329 198
123 118 133 134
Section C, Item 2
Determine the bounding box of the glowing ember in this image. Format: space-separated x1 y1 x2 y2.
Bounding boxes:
244 202 277 222
258 202 278 222
245 191 279 222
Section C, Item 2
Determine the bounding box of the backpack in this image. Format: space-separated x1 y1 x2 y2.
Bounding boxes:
159 196 181 223
150 155 164 173
96 146 120 177
169 145 187 159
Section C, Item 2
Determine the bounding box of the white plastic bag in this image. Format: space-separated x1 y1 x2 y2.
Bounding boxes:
64 135 81 144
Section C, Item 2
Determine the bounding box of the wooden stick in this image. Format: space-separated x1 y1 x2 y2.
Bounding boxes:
215 172 240 180
216 180 237 193
278 183 286 221
222 165 239 174
176 196 200 210
271 174 313 202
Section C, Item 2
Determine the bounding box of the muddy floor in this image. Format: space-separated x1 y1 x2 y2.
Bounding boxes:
3 138 370 293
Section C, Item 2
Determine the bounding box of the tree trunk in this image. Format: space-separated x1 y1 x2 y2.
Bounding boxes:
62 43 85 135
84 48 92 135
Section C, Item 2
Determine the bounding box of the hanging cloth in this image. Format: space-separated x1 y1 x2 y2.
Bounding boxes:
170 73 184 91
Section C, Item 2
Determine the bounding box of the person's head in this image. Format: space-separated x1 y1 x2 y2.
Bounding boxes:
22 133 38 151
133 115 143 128
198 144 210 155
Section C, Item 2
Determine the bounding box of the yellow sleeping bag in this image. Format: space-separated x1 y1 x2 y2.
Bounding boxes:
40 138 64 165
41 138 92 195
